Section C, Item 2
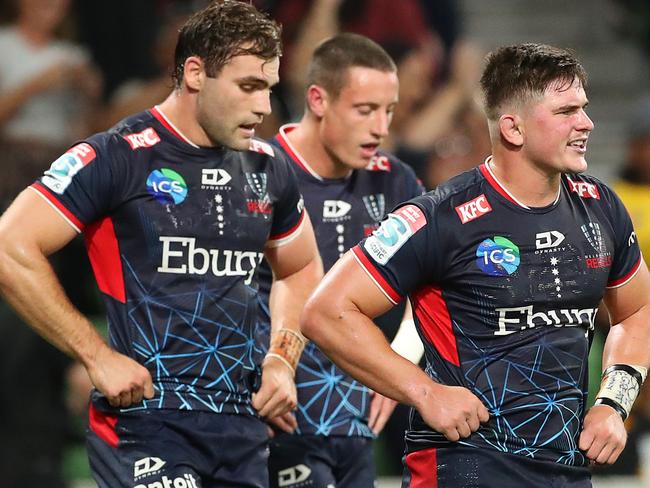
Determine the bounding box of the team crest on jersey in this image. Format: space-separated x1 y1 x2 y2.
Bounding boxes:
364 204 426 265
245 172 272 215
362 194 385 222
581 222 611 269
366 155 392 172
42 143 96 194
567 177 600 199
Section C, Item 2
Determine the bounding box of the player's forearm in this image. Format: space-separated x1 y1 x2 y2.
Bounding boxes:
301 299 437 407
0 243 106 366
270 255 322 334
602 304 650 369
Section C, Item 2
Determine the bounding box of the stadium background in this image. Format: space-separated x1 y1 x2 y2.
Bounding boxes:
1 0 649 486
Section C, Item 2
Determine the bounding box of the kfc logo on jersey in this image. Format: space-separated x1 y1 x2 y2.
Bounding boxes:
567 177 600 199
249 138 275 157
535 231 565 250
455 194 492 224
323 200 352 220
134 457 166 480
123 128 161 150
41 143 96 194
364 204 426 265
366 155 392 172
201 169 232 187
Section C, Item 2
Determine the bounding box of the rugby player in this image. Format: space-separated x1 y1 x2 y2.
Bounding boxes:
301 43 650 487
257 33 424 488
0 2 321 487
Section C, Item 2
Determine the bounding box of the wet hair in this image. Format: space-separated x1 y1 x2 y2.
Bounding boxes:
172 0 281 88
480 43 587 120
306 33 396 99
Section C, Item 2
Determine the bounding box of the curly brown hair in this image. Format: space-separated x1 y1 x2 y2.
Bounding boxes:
480 43 587 120
172 0 282 88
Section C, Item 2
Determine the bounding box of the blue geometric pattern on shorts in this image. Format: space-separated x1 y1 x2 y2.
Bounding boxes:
111 258 262 415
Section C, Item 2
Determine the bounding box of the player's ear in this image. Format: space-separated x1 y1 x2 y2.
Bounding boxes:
183 56 205 91
306 85 329 118
498 113 524 147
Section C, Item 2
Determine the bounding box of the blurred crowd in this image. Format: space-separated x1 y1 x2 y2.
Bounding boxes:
0 0 649 485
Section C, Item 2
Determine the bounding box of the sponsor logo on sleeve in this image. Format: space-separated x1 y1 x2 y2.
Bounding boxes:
567 177 600 199
123 127 161 150
366 155 392 172
363 204 426 265
146 168 188 205
455 194 492 224
41 143 96 194
475 236 520 276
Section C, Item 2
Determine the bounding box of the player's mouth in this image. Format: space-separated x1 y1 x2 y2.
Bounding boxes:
568 138 588 154
360 142 379 158
239 123 257 137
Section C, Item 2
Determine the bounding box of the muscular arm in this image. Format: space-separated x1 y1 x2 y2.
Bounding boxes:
0 189 153 407
301 251 489 441
580 260 650 464
252 213 323 420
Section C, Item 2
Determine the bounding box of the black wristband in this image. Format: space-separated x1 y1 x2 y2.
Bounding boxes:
595 397 628 421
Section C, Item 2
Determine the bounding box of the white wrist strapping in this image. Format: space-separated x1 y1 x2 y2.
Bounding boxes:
595 364 647 420
390 319 424 364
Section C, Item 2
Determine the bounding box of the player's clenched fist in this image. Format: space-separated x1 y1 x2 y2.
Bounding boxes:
86 345 155 408
579 405 627 465
417 384 490 442
252 356 298 420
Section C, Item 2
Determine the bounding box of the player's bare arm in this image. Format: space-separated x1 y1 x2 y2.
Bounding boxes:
579 260 650 464
252 213 323 422
0 189 154 408
301 251 489 442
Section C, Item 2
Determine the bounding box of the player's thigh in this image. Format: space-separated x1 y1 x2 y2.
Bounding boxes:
268 434 335 488
401 446 592 488
333 437 375 488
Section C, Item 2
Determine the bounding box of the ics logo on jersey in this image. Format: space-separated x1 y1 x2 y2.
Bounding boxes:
476 236 520 276
146 168 188 205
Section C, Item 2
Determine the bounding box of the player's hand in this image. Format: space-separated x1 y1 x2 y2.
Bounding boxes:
417 384 489 442
267 411 298 436
86 345 155 408
579 404 627 465
368 390 398 435
252 357 297 419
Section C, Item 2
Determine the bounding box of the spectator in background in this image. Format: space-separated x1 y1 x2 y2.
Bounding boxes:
0 0 102 148
0 0 102 208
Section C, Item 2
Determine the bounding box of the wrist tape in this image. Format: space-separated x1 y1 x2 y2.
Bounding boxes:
263 328 307 375
595 364 648 420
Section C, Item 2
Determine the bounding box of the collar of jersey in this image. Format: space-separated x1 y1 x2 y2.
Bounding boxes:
480 155 561 210
275 124 327 181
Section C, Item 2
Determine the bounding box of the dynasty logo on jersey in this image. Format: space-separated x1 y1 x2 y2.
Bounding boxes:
364 204 426 265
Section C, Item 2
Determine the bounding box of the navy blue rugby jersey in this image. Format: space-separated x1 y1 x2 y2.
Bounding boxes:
257 124 424 437
30 107 305 415
353 159 642 465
